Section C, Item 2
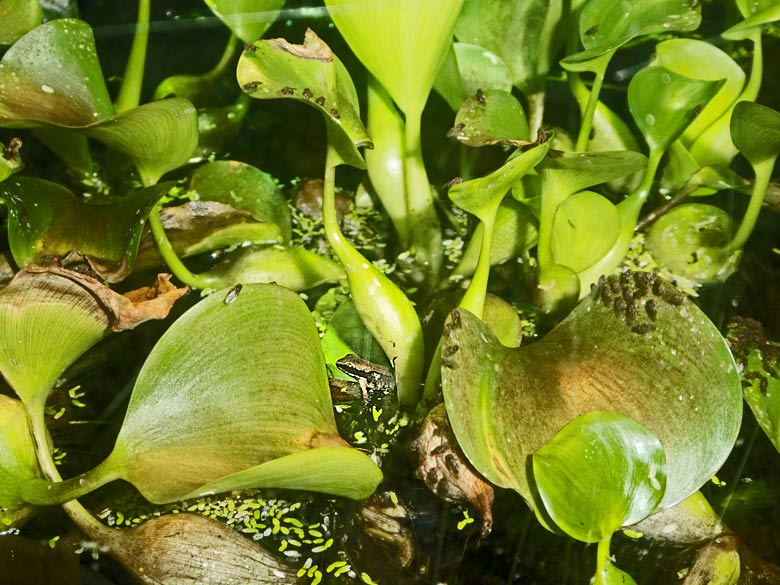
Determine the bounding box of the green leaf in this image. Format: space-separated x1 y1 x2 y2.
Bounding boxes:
646 203 739 284
551 190 620 273
537 150 648 205
441 272 742 510
0 0 41 45
563 0 701 64
208 245 345 291
204 0 286 44
730 101 780 168
0 395 41 527
0 268 186 414
0 269 109 410
237 28 371 169
653 39 744 149
82 98 199 186
3 177 172 282
0 19 114 127
454 0 564 93
726 318 780 454
450 140 551 222
452 197 538 279
189 160 291 242
533 411 666 543
325 0 464 117
449 89 530 147
434 42 513 110
723 2 780 40
628 66 725 155
92 283 381 503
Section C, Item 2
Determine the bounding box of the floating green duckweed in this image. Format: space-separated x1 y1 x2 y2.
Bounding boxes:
96 488 377 584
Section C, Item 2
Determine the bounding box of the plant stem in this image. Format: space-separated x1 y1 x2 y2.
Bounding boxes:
458 213 496 320
574 50 615 152
725 157 775 254
25 404 114 540
207 33 240 81
403 107 442 283
115 0 150 113
740 30 764 103
594 535 613 585
147 203 223 291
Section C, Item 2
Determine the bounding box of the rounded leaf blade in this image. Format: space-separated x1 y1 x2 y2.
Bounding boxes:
532 411 666 543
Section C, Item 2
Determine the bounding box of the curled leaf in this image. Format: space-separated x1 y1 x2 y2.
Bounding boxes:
441 271 742 510
0 267 186 409
3 177 173 282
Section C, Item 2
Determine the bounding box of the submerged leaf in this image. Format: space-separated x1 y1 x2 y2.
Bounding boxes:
532 411 666 543
441 272 742 510
89 283 380 503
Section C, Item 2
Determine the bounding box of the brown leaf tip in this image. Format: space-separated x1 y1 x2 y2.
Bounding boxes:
269 28 333 62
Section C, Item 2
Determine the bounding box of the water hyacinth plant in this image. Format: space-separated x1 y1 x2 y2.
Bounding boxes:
1 1 780 584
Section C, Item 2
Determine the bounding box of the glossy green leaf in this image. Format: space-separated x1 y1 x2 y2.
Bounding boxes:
564 0 701 64
600 561 639 585
653 39 744 148
537 150 648 205
551 190 620 273
533 411 666 543
450 140 551 222
0 19 113 127
0 0 41 45
3 177 172 282
628 67 725 155
730 101 780 167
723 2 780 40
449 89 530 147
82 98 199 186
727 318 780 453
452 198 538 279
0 395 41 527
208 245 345 291
189 160 291 241
434 42 513 110
325 0 464 117
441 272 742 510
237 28 371 169
204 0 286 44
89 284 380 503
646 203 738 284
454 0 564 93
